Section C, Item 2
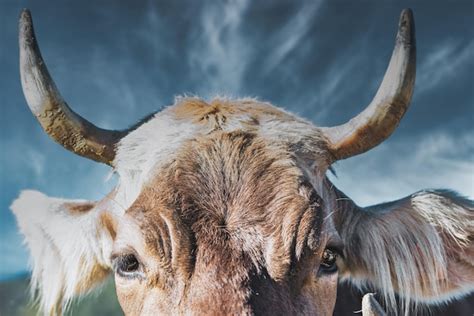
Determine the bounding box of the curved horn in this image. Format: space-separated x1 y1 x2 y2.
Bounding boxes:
19 9 125 166
322 9 416 161
362 293 387 316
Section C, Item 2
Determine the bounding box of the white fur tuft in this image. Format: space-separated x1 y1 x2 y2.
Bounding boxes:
11 190 113 315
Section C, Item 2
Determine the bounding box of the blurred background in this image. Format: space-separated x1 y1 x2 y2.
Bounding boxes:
1 0 473 314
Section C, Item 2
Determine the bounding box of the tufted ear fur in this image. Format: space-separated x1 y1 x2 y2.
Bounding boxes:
335 189 474 315
11 190 117 315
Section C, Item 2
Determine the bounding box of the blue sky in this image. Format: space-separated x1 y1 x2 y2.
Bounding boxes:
1 0 473 279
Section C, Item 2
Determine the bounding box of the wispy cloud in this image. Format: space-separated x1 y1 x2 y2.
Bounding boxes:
2 141 46 185
87 44 150 123
188 0 250 95
261 1 323 75
25 148 46 179
417 40 474 94
412 131 473 162
329 130 474 207
296 48 364 122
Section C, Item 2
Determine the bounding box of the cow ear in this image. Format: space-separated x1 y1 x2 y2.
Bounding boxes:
336 190 474 313
11 190 118 315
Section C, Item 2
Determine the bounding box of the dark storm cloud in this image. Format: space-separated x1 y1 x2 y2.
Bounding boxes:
0 0 472 276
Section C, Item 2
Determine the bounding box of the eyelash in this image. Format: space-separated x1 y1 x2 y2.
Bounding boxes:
319 248 339 274
113 253 143 278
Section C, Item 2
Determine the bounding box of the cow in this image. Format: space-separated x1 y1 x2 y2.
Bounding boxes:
11 8 473 316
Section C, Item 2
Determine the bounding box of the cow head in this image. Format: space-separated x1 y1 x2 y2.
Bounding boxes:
12 9 473 316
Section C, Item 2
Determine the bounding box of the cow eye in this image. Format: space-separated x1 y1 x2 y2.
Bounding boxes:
319 248 338 274
113 254 141 278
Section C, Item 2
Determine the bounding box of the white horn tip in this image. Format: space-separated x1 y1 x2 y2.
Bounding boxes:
362 293 387 316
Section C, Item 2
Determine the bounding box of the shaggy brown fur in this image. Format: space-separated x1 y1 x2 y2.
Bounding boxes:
117 130 337 315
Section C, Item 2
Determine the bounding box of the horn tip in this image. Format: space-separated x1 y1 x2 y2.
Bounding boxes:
400 8 414 17
19 8 32 24
399 8 414 26
19 8 35 43
362 293 386 316
398 8 415 46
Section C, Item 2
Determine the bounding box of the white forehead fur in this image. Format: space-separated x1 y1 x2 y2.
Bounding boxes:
112 96 329 213
113 105 199 213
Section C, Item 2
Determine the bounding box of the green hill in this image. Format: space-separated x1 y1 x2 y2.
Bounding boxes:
0 276 122 316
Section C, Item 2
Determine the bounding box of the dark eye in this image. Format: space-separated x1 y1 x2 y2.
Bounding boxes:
319 248 338 274
114 254 141 278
